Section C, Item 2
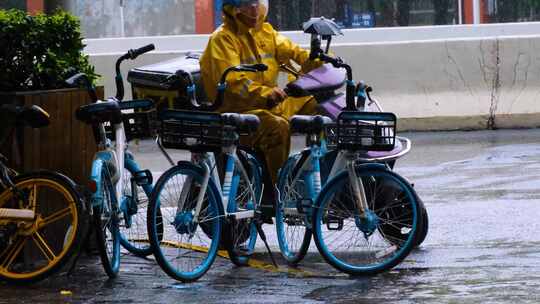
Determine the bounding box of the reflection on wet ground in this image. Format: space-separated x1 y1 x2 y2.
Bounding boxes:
2 129 540 303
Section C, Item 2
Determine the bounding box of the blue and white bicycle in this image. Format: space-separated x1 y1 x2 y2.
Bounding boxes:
147 63 273 282
70 44 156 277
276 52 424 275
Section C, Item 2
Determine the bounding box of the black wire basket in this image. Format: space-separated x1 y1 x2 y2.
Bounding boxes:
104 100 157 141
159 110 223 152
326 111 397 151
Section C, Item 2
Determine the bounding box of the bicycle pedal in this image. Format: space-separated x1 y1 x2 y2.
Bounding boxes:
234 247 253 257
326 214 344 231
296 199 312 214
131 169 153 186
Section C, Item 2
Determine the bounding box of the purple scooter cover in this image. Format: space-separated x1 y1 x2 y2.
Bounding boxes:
286 64 346 96
317 93 346 120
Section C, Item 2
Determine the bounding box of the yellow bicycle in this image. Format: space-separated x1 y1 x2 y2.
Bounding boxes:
0 104 84 284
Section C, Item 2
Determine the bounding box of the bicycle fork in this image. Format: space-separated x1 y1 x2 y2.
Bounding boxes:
345 156 379 238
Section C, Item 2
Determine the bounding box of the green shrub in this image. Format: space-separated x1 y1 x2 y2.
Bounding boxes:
0 9 98 91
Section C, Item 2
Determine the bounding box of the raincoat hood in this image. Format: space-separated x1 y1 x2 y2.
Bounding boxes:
223 3 268 33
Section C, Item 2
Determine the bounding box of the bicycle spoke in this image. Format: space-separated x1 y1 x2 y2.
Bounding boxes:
32 231 56 262
39 206 73 228
0 237 25 270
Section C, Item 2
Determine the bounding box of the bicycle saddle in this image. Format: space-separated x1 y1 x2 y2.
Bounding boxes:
0 104 50 128
221 113 260 134
76 101 122 125
290 115 332 134
117 99 154 111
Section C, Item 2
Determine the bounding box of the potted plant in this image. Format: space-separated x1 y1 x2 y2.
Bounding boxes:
0 9 101 184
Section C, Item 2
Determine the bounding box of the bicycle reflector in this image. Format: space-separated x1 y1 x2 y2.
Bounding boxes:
88 180 98 193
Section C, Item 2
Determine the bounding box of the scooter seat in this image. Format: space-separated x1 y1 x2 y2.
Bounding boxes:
76 101 122 125
290 115 333 134
221 113 260 134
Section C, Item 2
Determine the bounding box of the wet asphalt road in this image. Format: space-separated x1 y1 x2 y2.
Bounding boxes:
2 129 540 303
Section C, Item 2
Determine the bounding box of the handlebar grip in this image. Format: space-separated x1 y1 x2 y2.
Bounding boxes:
235 64 268 72
65 73 87 87
128 44 155 59
252 64 268 71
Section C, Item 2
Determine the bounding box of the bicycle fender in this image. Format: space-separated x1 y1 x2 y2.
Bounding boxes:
354 162 389 172
90 152 117 208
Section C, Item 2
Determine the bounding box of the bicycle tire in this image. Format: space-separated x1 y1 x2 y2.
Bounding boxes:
312 165 421 275
118 157 153 257
148 162 222 282
93 164 121 278
275 152 312 265
373 177 429 248
224 152 262 267
0 171 84 284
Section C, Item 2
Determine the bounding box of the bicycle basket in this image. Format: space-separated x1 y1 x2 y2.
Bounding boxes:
326 111 396 151
159 110 223 151
104 99 157 141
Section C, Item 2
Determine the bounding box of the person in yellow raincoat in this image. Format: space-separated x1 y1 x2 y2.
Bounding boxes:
200 0 321 187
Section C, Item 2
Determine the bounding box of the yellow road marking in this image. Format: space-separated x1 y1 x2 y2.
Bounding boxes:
133 239 317 277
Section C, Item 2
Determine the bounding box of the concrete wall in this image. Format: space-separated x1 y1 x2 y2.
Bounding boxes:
84 22 540 131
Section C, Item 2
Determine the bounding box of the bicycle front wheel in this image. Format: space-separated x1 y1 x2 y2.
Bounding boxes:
93 165 121 278
119 157 153 257
312 166 421 275
0 171 83 284
275 153 312 265
148 162 222 282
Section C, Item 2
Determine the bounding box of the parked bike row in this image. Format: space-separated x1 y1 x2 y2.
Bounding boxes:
0 28 429 284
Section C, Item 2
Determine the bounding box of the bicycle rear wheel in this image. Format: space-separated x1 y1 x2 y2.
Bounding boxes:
0 171 83 284
118 157 153 257
275 153 312 265
93 166 121 278
312 166 421 275
148 162 222 282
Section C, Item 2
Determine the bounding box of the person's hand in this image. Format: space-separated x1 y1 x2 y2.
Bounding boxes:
266 87 288 108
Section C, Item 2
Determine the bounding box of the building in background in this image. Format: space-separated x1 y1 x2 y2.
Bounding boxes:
1 1 540 38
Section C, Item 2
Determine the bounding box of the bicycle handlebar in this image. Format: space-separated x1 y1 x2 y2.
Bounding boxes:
115 44 155 100
65 44 155 103
177 63 268 112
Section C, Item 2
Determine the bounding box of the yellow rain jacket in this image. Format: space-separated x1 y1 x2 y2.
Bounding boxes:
200 5 321 183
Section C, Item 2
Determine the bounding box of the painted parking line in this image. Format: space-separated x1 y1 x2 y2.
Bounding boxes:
152 240 318 277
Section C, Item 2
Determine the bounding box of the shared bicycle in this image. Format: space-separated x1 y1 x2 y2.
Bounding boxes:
69 44 157 278
147 63 273 282
275 45 426 275
0 104 85 283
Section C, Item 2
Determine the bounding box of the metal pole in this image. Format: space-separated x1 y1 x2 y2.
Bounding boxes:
473 0 481 24
458 0 463 24
120 0 125 37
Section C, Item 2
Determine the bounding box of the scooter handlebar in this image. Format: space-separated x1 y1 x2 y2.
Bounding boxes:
127 44 155 60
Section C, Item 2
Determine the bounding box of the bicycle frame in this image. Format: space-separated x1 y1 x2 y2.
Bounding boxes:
90 117 126 211
157 134 258 223
0 157 35 221
284 134 412 220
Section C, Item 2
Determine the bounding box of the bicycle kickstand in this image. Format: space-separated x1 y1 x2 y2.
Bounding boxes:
255 209 278 268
